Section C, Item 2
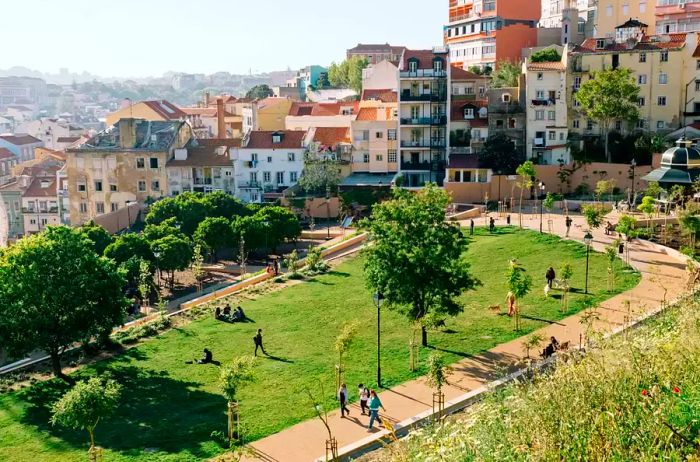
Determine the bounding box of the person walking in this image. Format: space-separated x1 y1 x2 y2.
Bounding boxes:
546 267 556 289
338 383 350 418
469 219 474 236
506 291 516 317
489 217 495 233
358 383 369 415
367 390 386 431
253 329 267 356
565 215 572 237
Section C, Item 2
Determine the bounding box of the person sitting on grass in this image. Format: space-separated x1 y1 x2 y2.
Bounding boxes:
232 306 245 322
215 307 222 320
186 348 214 364
543 336 560 358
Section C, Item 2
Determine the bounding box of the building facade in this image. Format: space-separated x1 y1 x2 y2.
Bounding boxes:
166 142 236 196
347 43 407 65
21 177 60 235
105 100 186 127
656 0 700 34
596 0 657 38
285 102 359 131
350 104 399 174
539 0 597 44
0 134 43 162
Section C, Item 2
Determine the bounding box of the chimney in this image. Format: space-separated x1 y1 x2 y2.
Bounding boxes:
204 92 210 107
118 119 138 149
217 98 226 139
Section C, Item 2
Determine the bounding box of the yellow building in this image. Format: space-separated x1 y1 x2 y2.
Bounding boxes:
105 100 186 127
350 99 398 174
242 97 294 133
568 25 698 140
66 119 193 225
596 0 657 38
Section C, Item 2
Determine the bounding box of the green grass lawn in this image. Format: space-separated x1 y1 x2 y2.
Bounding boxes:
0 228 640 462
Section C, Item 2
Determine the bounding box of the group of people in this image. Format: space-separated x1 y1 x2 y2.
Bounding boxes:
215 304 245 323
542 336 560 358
265 259 281 276
337 383 386 431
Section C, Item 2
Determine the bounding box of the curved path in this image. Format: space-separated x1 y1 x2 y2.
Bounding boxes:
233 213 688 462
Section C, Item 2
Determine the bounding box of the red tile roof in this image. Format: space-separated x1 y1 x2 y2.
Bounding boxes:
402 49 447 70
167 147 232 167
22 177 57 198
348 43 406 54
527 61 566 71
313 127 351 147
288 102 359 117
450 66 489 81
244 131 306 150
451 101 488 122
181 107 219 117
142 100 186 120
0 148 16 160
361 89 398 102
575 34 687 54
0 134 41 145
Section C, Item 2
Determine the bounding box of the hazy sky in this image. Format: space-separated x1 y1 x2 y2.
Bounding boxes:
2 0 445 77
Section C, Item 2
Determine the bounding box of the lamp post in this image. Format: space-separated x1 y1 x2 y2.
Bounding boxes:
263 220 270 260
325 185 331 240
538 181 546 234
584 232 593 294
373 292 384 388
630 159 637 207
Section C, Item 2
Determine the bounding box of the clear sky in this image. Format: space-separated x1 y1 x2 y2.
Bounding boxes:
2 0 445 77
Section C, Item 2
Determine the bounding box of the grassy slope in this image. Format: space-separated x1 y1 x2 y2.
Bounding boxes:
0 228 639 462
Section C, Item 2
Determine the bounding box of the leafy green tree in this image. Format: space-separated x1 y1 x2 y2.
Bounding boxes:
516 161 536 227
231 215 265 253
144 217 185 242
328 61 349 88
202 191 248 220
152 235 193 289
220 356 256 441
491 61 520 88
284 249 301 276
105 233 154 265
521 333 544 359
335 321 360 388
575 68 640 162
194 217 234 261
298 152 342 194
679 206 700 249
120 255 153 293
78 221 112 255
637 196 656 220
616 214 638 239
175 192 213 236
245 84 273 100
0 227 128 381
426 352 452 394
530 48 561 63
363 185 480 346
191 244 205 293
506 260 532 331
479 134 522 174
328 56 368 92
254 206 302 252
645 181 664 199
582 204 605 230
51 377 121 451
145 197 180 225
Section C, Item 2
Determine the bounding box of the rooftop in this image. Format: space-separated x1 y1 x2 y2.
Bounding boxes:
75 120 187 152
23 177 57 198
574 33 687 54
527 61 566 71
312 127 351 147
0 148 16 160
0 134 41 145
402 49 447 71
361 89 398 103
244 130 306 150
348 43 406 54
141 100 186 120
355 107 395 122
288 102 359 117
450 66 489 81
167 145 232 168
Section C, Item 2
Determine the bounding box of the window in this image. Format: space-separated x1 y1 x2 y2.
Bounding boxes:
535 110 545 120
151 180 160 191
137 180 146 192
560 132 565 141
660 51 668 62
79 202 87 213
464 108 474 118
94 180 103 192
251 153 258 162
638 74 647 85
77 182 86 192
537 72 543 80
573 119 580 129
658 96 667 106
596 39 606 49
657 121 665 129
290 172 298 182
388 150 397 163
548 131 556 140
149 157 159 169
376 154 383 161
110 184 117 192
548 110 556 121
96 202 105 214
639 53 646 63
376 131 383 139
638 97 646 107
640 1 646 13
573 76 581 89
272 134 281 143
622 4 629 15
276 172 284 184
502 94 511 103
111 203 119 212
695 80 700 92
536 90 545 99
263 171 271 182
697 60 700 70
388 129 396 140
659 73 668 84
586 119 594 130
363 153 369 163
267 156 272 163
249 171 258 183
136 158 145 169
288 152 295 162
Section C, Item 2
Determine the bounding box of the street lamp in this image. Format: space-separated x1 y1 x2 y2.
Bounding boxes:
583 232 593 294
263 220 270 259
538 181 546 234
325 185 331 240
373 292 384 388
630 159 637 206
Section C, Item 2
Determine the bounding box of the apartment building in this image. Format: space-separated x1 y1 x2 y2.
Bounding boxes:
568 23 695 140
285 102 359 132
0 134 42 162
524 58 571 164
0 148 18 185
15 118 86 150
596 0 656 37
242 97 294 133
397 48 450 188
449 66 490 155
539 0 597 44
347 43 407 65
488 86 527 156
350 104 399 174
445 0 541 71
233 131 305 203
656 0 700 34
21 176 60 235
66 119 193 225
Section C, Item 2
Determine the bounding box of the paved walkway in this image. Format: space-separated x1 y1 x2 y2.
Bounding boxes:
237 214 688 462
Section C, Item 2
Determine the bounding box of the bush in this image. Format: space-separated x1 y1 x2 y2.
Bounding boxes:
112 314 172 345
303 246 329 276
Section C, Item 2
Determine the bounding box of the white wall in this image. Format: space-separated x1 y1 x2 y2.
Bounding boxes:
233 148 304 203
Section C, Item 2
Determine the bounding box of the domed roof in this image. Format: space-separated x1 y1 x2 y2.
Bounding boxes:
661 138 700 169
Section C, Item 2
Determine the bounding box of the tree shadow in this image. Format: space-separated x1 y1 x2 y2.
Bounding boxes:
520 314 566 325
425 345 470 358
18 365 226 458
327 271 351 278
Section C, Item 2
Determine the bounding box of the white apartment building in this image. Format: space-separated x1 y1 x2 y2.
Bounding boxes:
166 143 235 196
21 176 60 235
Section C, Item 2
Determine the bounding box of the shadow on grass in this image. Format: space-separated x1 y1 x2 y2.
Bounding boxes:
327 271 351 278
520 314 566 326
18 366 225 458
265 355 294 364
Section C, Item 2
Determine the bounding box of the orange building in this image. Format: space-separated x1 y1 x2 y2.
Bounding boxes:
445 0 541 71
656 0 700 34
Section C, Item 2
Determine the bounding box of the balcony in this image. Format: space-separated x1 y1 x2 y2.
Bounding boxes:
400 139 447 148
193 177 213 185
400 91 447 102
531 99 556 106
400 160 446 172
534 138 546 148
400 116 447 126
399 69 447 79
22 207 58 214
237 181 261 189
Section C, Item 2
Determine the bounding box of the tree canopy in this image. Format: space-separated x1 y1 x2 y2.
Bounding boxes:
194 216 235 260
575 68 640 162
328 56 369 93
298 147 342 194
78 221 112 255
152 234 193 288
105 232 154 265
245 84 274 100
0 227 128 381
363 185 480 346
479 134 522 174
491 61 520 88
530 48 561 63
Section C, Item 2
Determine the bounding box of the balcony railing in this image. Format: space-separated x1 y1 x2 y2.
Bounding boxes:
237 181 261 189
400 91 447 102
400 160 446 171
400 69 447 79
22 207 58 214
400 116 447 126
193 177 213 185
400 139 447 148
531 99 557 106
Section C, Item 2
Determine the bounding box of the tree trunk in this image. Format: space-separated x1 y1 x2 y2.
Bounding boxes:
49 350 73 384
605 128 611 163
421 325 428 347
518 188 524 228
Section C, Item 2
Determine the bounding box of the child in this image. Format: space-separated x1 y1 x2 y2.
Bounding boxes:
358 383 369 415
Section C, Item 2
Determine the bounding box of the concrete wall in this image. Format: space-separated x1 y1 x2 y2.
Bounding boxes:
281 197 341 219
93 202 141 234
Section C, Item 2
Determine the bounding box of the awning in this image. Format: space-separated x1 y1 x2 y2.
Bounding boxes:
340 173 396 187
641 167 693 184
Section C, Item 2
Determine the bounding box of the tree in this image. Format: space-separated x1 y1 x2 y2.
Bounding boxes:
51 377 121 452
426 353 452 394
516 161 536 227
507 259 532 331
152 235 193 289
363 185 480 346
0 227 128 381
582 204 605 230
637 196 656 221
145 197 180 225
560 263 573 312
645 181 664 199
491 61 520 88
530 48 561 63
105 233 154 265
335 322 359 389
679 206 700 250
605 242 618 290
194 217 234 261
521 333 544 359
253 206 302 252
328 57 368 92
191 244 205 293
245 84 273 100
201 191 248 220
284 250 301 277
595 179 615 203
479 134 522 174
616 214 638 240
220 356 256 442
78 221 112 255
175 192 213 236
328 61 349 88
575 68 640 162
299 145 343 194
143 217 185 242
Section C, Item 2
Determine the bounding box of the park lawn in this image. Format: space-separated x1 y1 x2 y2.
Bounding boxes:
0 228 640 462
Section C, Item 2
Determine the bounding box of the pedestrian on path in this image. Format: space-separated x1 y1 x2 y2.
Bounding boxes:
546 267 556 288
565 215 572 237
253 329 267 356
489 217 495 233
367 390 386 431
338 383 350 418
358 383 369 415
